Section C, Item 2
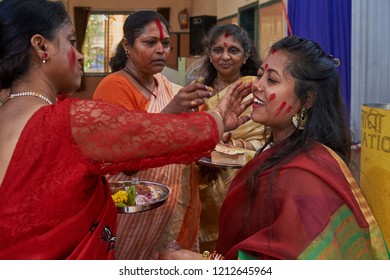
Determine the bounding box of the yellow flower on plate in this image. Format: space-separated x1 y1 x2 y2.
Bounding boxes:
111 190 128 206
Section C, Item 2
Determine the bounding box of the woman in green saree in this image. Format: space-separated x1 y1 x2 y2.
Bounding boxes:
158 35 389 260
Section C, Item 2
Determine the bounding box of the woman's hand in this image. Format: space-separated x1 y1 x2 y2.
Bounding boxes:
221 132 232 144
161 82 214 114
213 80 253 132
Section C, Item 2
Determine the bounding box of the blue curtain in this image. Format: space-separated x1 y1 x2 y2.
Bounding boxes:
287 0 351 119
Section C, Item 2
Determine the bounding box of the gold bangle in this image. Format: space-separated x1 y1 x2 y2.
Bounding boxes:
209 110 224 122
202 251 210 260
237 139 247 150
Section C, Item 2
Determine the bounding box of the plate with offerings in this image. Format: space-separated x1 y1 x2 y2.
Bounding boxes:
110 179 171 213
197 144 256 169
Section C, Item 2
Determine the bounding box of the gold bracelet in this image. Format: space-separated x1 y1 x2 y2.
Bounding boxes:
237 139 247 150
202 251 211 260
230 139 236 147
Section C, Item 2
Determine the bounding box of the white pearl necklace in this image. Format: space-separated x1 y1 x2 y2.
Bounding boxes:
9 91 53 105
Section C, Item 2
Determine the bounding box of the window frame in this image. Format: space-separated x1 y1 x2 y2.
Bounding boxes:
82 10 132 76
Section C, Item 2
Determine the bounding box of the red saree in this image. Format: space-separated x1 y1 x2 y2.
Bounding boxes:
217 142 389 260
0 99 218 259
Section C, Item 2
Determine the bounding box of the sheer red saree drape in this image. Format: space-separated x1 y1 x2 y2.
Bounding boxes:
0 99 218 259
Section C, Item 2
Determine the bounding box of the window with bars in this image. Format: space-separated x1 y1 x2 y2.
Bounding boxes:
82 13 130 74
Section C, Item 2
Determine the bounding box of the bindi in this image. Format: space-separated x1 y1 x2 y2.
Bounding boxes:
264 64 269 70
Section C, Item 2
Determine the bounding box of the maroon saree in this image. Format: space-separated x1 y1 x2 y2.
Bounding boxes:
216 142 389 259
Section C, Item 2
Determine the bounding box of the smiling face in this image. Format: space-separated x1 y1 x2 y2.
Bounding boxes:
251 50 301 141
125 20 171 76
209 33 248 80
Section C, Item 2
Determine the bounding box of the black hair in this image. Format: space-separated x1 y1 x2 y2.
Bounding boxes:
0 0 70 90
109 10 171 72
201 24 261 86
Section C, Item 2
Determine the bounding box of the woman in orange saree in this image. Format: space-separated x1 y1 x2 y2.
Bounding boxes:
93 11 212 259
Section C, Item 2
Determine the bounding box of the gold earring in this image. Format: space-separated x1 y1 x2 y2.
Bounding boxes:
292 106 307 130
125 50 129 58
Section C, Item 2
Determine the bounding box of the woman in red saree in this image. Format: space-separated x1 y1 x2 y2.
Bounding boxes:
0 0 252 259
158 36 389 260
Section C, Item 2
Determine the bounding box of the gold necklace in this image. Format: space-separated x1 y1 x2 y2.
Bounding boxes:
8 91 53 105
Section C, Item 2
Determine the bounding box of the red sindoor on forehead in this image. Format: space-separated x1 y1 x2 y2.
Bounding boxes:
155 19 164 40
224 31 230 38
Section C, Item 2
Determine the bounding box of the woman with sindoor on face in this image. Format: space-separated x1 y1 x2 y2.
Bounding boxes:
93 10 218 259
0 0 253 259
191 24 268 253
158 35 389 260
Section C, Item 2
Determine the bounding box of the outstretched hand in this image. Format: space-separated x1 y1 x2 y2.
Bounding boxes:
161 82 214 114
213 80 253 132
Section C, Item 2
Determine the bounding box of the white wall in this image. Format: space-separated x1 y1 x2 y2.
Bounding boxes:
190 0 216 16
216 0 259 19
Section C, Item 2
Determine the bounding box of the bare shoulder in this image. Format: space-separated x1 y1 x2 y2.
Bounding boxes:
0 101 43 184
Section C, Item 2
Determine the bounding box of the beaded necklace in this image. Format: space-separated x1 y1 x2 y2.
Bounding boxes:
8 91 53 105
